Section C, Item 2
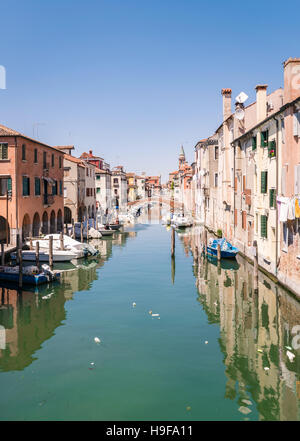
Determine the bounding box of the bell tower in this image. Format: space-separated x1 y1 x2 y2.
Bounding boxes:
179 145 185 170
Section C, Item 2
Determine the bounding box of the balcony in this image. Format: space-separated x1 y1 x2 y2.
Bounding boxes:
44 194 54 206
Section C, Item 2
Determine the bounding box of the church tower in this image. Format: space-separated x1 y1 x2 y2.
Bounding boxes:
179 145 185 170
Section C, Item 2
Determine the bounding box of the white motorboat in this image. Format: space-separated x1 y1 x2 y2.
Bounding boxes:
162 214 171 226
73 223 102 240
97 224 115 236
11 249 78 262
27 234 99 258
172 213 193 228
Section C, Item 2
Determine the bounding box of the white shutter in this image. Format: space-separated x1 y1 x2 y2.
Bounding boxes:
293 112 300 137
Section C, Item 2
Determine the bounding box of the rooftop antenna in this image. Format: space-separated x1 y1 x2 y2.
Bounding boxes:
33 122 46 139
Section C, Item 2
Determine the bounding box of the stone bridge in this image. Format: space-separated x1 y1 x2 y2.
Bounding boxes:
128 195 183 211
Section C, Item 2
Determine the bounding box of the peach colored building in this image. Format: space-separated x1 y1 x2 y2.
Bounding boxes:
0 124 64 245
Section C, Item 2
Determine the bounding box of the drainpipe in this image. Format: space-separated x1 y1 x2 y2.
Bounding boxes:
274 116 279 277
15 136 18 245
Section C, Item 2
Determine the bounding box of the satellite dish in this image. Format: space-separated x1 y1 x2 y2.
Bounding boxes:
235 107 245 120
235 91 248 104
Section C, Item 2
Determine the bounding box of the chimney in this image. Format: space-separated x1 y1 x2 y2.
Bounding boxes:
255 85 268 123
283 57 300 104
89 149 93 157
221 88 232 121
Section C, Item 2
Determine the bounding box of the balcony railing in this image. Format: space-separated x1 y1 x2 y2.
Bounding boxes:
44 194 54 206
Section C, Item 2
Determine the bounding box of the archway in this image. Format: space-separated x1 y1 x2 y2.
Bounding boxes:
92 205 95 219
57 209 63 232
83 206 87 220
32 212 40 237
88 206 91 219
42 211 48 234
64 207 71 224
22 214 31 241
50 210 56 233
0 216 9 244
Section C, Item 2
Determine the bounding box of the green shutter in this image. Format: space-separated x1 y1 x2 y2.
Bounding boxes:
59 180 62 195
252 136 257 150
268 140 276 158
35 178 40 196
7 177 12 192
261 171 268 193
261 215 268 238
34 149 38 163
261 130 268 147
23 177 29 196
269 189 276 208
0 143 8 159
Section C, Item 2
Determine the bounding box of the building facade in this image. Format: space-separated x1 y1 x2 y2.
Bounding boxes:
0 125 64 245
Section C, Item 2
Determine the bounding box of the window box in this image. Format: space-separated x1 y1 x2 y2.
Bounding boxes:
268 140 276 158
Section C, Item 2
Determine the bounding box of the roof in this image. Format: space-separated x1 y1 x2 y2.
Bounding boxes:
0 123 64 153
80 152 104 160
54 145 75 150
64 154 85 167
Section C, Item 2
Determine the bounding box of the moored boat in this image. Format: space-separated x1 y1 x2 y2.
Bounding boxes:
0 264 60 286
206 238 239 259
11 249 78 262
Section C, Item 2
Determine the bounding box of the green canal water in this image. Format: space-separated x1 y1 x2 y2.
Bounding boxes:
0 224 299 421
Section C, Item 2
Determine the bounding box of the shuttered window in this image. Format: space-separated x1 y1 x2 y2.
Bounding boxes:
59 156 62 168
261 171 268 193
51 154 54 167
7 177 12 192
0 177 11 196
242 211 246 230
34 148 38 163
293 112 300 137
59 180 63 195
269 189 276 208
22 144 26 160
261 130 269 147
0 143 8 160
22 177 30 196
261 215 268 238
281 165 287 196
52 180 57 195
234 176 237 192
34 177 41 196
252 136 257 150
243 175 246 192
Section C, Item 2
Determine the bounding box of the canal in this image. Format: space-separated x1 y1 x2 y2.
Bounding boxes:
0 224 299 421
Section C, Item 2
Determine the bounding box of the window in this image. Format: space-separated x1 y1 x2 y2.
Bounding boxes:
113 178 118 184
96 175 100 180
51 154 54 167
268 140 276 158
34 148 38 163
114 189 118 195
243 175 246 192
86 168 89 176
43 152 47 169
97 187 100 193
261 215 268 238
22 176 30 196
214 173 218 187
52 180 57 196
281 119 285 144
59 156 62 168
214 146 219 160
59 180 63 195
269 189 276 208
261 130 268 147
256 213 258 234
242 211 246 230
234 209 237 226
0 177 12 196
261 171 268 193
34 177 41 196
64 187 67 197
0 143 8 160
22 144 26 160
252 136 257 150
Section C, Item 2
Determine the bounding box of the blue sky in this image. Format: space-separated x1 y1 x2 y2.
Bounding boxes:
1 0 300 181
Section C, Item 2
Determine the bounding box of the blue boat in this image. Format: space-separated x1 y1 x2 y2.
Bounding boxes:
0 266 60 286
206 238 239 259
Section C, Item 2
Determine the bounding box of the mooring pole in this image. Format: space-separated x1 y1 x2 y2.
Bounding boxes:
49 235 53 270
36 241 40 271
253 240 258 293
171 227 175 257
60 231 64 250
1 243 4 266
18 249 23 288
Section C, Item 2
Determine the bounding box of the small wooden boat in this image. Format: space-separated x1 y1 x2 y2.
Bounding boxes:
108 224 122 231
0 265 60 286
206 238 239 259
98 229 114 237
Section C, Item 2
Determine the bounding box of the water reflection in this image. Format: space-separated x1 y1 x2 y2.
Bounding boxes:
0 229 134 373
177 226 300 421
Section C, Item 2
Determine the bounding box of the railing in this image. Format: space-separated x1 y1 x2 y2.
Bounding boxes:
44 194 54 206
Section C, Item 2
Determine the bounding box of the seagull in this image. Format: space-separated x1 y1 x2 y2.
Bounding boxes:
94 337 101 344
132 302 136 307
